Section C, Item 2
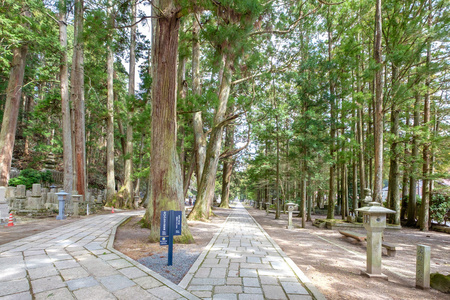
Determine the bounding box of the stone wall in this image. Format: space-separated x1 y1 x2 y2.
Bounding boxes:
5 184 106 217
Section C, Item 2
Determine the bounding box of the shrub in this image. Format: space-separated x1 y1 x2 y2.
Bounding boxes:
8 169 53 189
431 193 450 224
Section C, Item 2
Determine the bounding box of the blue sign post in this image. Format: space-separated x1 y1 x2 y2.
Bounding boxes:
160 210 182 266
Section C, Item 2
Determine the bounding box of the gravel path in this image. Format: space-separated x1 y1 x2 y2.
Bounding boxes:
138 249 201 284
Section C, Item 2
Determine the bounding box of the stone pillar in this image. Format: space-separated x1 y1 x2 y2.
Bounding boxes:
41 188 48 203
286 203 295 229
6 187 15 199
97 193 103 204
6 187 14 209
0 187 9 222
72 194 82 217
14 185 26 210
27 184 43 210
366 228 383 275
356 202 395 279
266 202 271 214
16 185 26 198
416 245 431 289
32 184 41 197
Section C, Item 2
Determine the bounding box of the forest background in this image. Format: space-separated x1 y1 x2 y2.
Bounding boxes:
0 0 449 240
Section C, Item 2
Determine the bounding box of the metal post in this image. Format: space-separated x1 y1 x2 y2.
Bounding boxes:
168 210 174 266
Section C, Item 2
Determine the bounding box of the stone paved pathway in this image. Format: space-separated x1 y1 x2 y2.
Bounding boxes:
180 203 324 300
0 212 197 300
0 205 324 300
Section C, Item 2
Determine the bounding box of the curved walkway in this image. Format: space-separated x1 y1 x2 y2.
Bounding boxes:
0 204 324 300
0 212 197 300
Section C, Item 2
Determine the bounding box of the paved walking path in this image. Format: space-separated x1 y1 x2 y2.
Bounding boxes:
0 212 197 300
180 203 324 300
0 204 324 300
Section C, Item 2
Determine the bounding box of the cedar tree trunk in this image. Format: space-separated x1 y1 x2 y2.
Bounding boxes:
143 1 193 243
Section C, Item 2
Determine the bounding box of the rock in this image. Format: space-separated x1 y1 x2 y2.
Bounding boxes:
430 273 450 293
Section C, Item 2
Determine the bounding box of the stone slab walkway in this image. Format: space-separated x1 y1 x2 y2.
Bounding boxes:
180 203 325 300
0 211 198 300
0 205 325 300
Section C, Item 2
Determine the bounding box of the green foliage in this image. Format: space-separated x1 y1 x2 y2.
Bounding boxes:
430 193 450 224
8 169 53 189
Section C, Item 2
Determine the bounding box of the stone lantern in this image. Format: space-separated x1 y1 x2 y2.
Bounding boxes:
356 201 395 279
286 203 296 229
56 191 68 220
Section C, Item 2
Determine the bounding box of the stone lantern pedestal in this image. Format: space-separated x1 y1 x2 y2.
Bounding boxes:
265 202 271 214
356 202 395 279
56 191 68 220
286 203 295 229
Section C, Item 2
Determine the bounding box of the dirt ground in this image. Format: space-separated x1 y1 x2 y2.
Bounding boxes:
247 207 450 300
113 207 231 263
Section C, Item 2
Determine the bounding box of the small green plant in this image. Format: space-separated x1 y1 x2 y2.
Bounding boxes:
430 193 450 224
8 169 53 189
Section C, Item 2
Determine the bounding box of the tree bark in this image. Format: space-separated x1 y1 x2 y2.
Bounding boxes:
373 0 384 203
71 0 86 196
301 171 306 228
0 7 30 186
275 113 280 220
134 133 145 203
188 54 233 221
191 12 206 190
327 8 336 219
401 110 410 220
124 0 136 206
106 1 115 204
388 106 400 224
142 0 193 243
420 0 432 231
407 93 420 226
220 121 235 209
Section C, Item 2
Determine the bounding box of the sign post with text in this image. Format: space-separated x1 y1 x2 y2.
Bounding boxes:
160 210 182 266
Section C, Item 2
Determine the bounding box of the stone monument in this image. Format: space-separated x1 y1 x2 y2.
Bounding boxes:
72 194 83 217
356 201 395 279
0 187 9 222
27 184 43 210
286 202 295 229
416 244 431 289
14 185 26 210
360 188 373 207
